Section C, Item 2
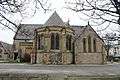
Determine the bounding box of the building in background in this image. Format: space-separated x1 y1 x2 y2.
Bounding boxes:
13 11 106 64
0 41 12 60
102 33 120 61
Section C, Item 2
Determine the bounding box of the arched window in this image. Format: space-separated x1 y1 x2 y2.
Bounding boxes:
51 33 59 49
93 38 97 52
38 34 44 50
56 33 59 49
83 38 86 52
69 35 72 50
88 36 91 52
51 33 55 49
66 35 72 51
66 35 69 50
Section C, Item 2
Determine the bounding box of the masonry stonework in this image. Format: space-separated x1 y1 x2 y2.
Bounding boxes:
33 25 74 64
13 11 106 64
75 25 106 64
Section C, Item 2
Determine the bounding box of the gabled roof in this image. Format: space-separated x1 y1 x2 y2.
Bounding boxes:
14 12 85 40
75 23 104 42
44 11 65 27
14 24 85 40
0 41 12 54
13 13 102 41
14 24 42 40
13 23 103 43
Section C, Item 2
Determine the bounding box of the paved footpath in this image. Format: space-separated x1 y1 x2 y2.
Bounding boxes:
0 62 120 76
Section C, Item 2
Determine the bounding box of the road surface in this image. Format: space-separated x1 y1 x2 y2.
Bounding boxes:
0 63 120 75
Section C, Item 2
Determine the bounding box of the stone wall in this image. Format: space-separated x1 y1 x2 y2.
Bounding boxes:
66 75 120 80
76 53 104 64
36 52 73 64
0 73 120 80
49 52 62 64
75 25 106 64
33 26 75 65
13 40 33 61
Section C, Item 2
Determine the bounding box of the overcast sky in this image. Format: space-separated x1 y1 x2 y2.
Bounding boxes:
0 0 118 44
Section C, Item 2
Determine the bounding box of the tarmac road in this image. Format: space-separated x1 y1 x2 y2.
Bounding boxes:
0 63 120 75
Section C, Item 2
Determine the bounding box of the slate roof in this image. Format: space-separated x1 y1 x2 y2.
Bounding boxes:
14 24 43 40
44 11 65 27
0 41 12 54
14 12 86 40
14 24 85 40
72 25 85 37
73 24 104 42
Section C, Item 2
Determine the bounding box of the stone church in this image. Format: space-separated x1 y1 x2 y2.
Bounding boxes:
13 11 106 64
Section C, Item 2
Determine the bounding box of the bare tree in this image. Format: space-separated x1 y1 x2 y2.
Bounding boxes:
102 33 118 60
0 0 52 32
65 0 120 26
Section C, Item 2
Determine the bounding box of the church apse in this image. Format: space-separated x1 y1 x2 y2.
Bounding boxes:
32 12 75 64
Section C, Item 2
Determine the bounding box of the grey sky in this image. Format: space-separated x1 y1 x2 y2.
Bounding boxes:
0 0 117 44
